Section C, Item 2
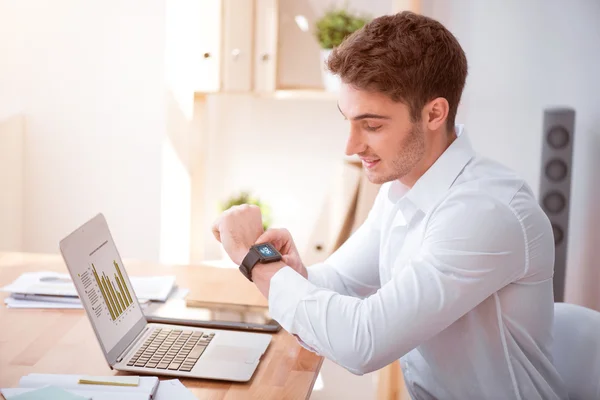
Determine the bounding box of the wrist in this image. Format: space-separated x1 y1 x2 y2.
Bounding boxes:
234 247 251 265
239 243 282 282
252 260 287 280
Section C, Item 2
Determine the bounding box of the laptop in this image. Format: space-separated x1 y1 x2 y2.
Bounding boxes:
59 213 272 382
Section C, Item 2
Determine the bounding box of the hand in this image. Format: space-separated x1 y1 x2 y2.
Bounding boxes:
212 204 264 265
255 228 307 279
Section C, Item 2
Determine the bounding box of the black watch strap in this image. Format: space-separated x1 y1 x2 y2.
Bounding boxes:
240 248 260 281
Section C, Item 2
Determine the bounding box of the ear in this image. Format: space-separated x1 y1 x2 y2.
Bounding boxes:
422 97 449 131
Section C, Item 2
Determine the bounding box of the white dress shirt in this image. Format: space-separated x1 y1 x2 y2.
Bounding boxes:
268 126 568 399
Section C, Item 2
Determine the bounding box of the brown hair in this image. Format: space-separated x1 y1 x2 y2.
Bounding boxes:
327 11 468 130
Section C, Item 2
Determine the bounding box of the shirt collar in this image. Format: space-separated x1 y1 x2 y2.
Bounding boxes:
387 125 475 214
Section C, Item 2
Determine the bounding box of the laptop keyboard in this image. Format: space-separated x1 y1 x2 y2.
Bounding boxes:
127 328 214 372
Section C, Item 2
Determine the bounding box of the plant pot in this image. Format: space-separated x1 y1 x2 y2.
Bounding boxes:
320 49 341 92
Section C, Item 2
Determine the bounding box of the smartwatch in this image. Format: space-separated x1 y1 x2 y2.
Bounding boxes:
239 243 282 281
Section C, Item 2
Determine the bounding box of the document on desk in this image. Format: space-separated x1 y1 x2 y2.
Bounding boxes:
1 374 159 400
1 271 176 301
1 377 194 400
4 296 84 309
3 289 185 309
3 386 90 400
1 388 148 400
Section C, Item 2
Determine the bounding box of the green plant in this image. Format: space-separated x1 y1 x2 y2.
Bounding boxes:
219 191 272 230
315 8 370 49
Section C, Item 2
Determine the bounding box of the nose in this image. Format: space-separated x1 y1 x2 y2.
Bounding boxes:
345 125 366 156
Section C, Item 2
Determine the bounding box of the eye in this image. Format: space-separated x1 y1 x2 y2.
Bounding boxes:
364 124 382 132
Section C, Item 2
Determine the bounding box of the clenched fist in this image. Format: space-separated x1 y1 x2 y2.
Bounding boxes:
212 204 264 265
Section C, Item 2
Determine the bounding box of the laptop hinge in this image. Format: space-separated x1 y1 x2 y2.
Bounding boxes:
116 326 150 363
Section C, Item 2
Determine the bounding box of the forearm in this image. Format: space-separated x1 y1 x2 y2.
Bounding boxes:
305 222 381 298
269 267 393 375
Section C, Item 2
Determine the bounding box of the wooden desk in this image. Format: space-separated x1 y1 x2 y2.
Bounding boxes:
0 252 323 399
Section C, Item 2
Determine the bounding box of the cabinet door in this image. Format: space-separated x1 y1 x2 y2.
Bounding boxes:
221 0 254 92
254 0 278 93
192 0 222 93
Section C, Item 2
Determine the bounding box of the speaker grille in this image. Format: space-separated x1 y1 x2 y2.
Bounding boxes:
543 191 566 214
547 126 570 149
539 107 575 303
545 159 568 182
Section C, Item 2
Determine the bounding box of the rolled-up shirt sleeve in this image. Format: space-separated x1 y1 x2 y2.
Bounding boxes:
268 192 527 375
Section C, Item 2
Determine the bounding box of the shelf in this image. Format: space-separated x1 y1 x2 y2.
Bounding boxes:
197 89 339 101
264 89 339 101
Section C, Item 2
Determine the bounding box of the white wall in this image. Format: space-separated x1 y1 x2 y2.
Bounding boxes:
0 115 24 251
0 1 167 261
424 0 600 310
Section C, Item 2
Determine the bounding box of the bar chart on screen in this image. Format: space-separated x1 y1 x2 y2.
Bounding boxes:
79 261 136 324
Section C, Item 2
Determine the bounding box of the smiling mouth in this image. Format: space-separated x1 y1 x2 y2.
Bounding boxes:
361 159 380 169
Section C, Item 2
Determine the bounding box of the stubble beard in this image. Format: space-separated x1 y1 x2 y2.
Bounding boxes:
366 123 425 185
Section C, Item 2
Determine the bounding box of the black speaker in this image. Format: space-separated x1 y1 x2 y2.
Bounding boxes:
539 107 576 302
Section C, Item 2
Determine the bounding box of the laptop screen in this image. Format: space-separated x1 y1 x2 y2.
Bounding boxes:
60 214 145 355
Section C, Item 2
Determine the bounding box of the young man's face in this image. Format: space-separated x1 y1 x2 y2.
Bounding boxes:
338 83 426 185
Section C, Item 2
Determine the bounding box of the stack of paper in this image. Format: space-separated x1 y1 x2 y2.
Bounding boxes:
5 386 90 400
0 374 197 400
0 374 158 400
1 271 179 309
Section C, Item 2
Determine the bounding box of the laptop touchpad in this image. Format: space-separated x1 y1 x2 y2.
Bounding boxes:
206 345 262 364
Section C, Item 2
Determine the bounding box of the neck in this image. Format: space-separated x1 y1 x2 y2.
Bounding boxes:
400 127 457 188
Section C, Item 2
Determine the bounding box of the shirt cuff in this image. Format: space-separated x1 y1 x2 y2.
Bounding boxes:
268 266 317 332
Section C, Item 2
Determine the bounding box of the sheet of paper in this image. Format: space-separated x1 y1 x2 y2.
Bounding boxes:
78 376 139 387
18 374 158 396
4 297 83 309
5 295 151 308
11 293 82 304
155 380 197 400
2 386 90 400
1 272 176 301
5 295 152 309
1 388 149 400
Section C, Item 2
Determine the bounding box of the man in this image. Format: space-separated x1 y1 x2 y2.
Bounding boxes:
212 11 567 399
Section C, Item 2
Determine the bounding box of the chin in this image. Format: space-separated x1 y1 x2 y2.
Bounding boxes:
365 171 397 185
365 164 409 184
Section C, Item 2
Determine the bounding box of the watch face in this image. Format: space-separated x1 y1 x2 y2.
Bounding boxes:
254 243 281 262
257 244 275 256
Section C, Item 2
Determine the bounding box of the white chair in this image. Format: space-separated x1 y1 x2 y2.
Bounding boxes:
552 302 600 400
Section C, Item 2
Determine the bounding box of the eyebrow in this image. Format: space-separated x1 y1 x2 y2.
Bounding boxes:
337 103 391 120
